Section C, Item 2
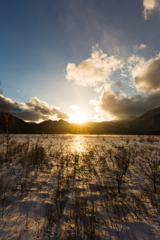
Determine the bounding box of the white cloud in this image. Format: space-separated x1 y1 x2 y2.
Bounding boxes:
134 44 147 52
89 97 99 106
127 55 145 67
127 55 145 79
66 44 123 87
120 54 145 87
90 96 113 121
94 82 111 93
133 53 160 91
121 73 128 78
143 0 160 20
69 105 80 111
0 95 69 122
120 52 160 93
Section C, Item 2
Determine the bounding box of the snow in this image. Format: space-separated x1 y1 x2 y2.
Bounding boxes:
0 134 160 239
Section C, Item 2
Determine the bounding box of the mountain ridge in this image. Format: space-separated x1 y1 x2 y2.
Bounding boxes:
0 106 160 134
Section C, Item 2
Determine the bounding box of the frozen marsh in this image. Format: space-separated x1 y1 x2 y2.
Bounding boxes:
0 134 160 239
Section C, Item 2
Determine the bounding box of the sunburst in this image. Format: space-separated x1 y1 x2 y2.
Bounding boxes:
72 112 85 124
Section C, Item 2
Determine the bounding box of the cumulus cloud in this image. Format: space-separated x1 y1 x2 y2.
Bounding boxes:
143 0 160 20
134 44 147 52
69 105 80 111
127 55 145 68
0 95 69 122
89 51 160 120
119 54 145 86
99 89 160 119
94 82 111 93
133 53 160 91
121 73 128 78
123 54 145 80
66 44 123 86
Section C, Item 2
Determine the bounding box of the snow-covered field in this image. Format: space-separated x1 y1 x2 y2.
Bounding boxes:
0 134 160 240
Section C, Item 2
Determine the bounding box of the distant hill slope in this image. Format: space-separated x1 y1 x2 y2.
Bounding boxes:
125 107 160 134
0 106 160 134
0 112 31 133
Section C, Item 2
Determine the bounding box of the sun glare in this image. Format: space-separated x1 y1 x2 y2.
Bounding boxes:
72 112 85 124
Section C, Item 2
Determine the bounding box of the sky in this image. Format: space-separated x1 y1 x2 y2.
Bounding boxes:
0 0 160 123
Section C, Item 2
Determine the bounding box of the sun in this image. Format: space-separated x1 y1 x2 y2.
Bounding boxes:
72 112 85 124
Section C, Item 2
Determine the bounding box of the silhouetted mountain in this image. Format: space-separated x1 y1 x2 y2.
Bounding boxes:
0 112 31 133
0 106 160 134
126 107 160 134
37 119 71 133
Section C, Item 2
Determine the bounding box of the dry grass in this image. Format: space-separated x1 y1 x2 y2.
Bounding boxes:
0 134 160 239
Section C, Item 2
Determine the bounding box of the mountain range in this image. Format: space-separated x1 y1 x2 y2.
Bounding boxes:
0 106 160 134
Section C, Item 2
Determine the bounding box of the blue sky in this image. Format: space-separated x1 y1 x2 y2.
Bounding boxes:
1 0 160 122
